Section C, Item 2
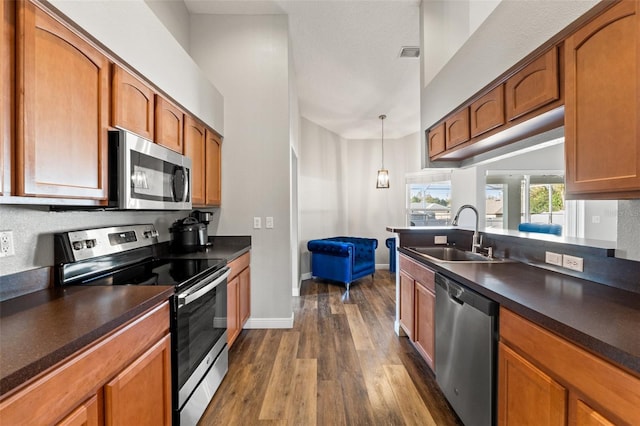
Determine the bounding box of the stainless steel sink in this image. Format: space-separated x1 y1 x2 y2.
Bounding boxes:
406 246 509 263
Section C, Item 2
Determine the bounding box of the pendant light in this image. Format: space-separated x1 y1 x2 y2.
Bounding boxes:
376 114 390 189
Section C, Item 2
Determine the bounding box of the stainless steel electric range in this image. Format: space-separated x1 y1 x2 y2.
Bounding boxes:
54 224 230 425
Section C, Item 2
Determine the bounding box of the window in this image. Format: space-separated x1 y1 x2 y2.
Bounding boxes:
485 171 565 232
406 171 452 226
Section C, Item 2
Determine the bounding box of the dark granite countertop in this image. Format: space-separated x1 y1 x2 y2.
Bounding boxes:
156 235 251 262
0 285 174 397
398 247 640 377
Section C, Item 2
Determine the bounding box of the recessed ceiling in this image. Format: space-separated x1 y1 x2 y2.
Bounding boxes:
183 0 421 140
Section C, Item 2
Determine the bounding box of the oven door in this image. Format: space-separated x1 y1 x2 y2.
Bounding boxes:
176 267 230 408
111 129 192 210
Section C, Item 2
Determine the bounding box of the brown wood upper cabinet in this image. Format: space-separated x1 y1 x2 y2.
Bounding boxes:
564 0 640 199
154 95 184 153
205 129 222 206
470 85 505 138
112 65 155 141
16 0 109 200
505 47 559 121
183 115 206 206
1 0 14 196
445 108 470 150
427 123 445 158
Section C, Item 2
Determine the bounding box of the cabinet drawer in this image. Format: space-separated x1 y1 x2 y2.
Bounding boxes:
505 47 559 121
445 108 470 149
470 85 505 138
399 254 435 292
500 308 640 424
228 252 250 280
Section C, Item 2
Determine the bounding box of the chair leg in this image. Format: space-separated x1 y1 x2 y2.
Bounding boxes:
346 282 350 292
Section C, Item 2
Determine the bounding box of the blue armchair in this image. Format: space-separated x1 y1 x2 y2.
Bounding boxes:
518 223 562 236
307 237 378 290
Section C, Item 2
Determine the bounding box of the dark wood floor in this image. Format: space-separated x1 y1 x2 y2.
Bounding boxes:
199 270 461 425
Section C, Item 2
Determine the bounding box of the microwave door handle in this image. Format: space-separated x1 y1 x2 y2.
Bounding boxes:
182 168 189 202
178 268 230 307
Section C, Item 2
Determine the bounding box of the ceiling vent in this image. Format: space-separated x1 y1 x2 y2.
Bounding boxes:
399 46 420 58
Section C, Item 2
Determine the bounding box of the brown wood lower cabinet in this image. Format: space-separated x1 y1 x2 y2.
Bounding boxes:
227 251 251 347
0 302 171 426
499 307 640 425
398 253 435 370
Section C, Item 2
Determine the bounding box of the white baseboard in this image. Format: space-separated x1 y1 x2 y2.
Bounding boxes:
301 272 312 280
375 263 390 270
244 313 294 329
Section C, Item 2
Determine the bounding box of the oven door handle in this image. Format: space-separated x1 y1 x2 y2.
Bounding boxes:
178 267 230 307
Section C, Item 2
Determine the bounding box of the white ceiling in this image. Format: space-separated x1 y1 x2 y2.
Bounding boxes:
183 0 421 140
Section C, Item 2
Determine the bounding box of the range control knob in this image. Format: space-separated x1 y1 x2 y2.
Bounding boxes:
85 239 96 249
72 241 84 250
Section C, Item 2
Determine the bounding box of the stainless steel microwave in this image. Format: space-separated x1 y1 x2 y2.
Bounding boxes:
109 129 192 210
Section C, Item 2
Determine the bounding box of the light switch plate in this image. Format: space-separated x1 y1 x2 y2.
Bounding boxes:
253 217 261 229
266 217 274 229
545 251 562 266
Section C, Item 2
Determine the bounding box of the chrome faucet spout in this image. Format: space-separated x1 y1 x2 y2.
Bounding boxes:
452 204 480 253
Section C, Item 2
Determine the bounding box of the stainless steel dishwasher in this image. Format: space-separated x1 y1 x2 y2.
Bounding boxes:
435 273 498 426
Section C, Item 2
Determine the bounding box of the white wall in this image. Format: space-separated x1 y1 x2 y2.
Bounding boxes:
51 0 223 134
299 118 349 275
144 0 191 52
422 0 500 85
189 14 293 326
345 132 421 266
298 122 420 274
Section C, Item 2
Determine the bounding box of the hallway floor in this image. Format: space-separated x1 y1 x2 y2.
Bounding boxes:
198 270 461 425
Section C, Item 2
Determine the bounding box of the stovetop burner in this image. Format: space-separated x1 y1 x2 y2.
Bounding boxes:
80 257 227 289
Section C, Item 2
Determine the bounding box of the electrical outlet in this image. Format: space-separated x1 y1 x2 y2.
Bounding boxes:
545 251 563 266
266 217 274 229
253 217 261 229
0 231 15 258
563 254 584 272
434 235 447 245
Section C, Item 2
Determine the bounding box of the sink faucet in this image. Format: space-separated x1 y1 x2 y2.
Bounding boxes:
452 204 481 253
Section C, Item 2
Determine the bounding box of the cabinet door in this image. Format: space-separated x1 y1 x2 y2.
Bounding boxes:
184 116 206 206
112 65 155 140
470 85 505 138
16 1 109 199
427 123 445 158
104 334 172 426
414 281 435 371
154 95 183 153
227 275 240 346
205 129 222 206
398 271 414 339
1 0 14 196
239 266 251 326
574 399 615 426
498 343 567 426
505 47 559 121
56 395 99 426
565 1 640 199
445 108 470 149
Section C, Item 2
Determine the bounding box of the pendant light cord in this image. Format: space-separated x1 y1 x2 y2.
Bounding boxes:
379 114 386 168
